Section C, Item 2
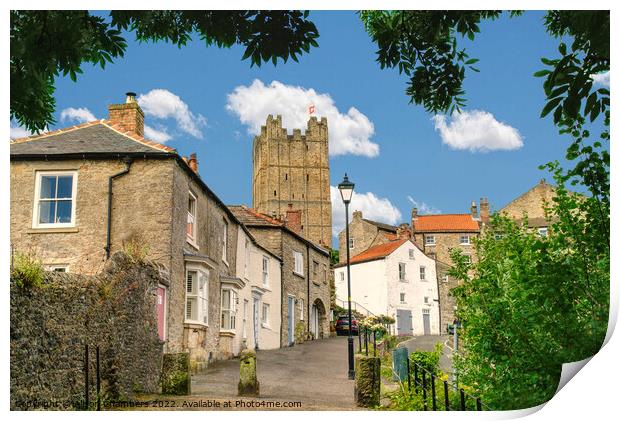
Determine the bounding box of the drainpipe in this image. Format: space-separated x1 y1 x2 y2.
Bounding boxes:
306 244 311 333
105 157 133 259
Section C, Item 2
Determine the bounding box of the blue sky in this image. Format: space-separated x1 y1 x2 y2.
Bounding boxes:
10 11 607 247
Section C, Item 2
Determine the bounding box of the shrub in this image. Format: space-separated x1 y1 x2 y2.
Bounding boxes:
410 343 442 377
11 252 45 289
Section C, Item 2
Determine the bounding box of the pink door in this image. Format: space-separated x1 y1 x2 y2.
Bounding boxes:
156 287 166 341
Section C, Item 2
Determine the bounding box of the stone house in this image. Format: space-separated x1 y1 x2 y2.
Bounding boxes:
337 210 399 264
499 179 557 236
228 205 332 346
333 236 440 336
9 93 282 369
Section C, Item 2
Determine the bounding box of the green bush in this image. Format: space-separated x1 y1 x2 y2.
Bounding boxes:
11 252 45 289
409 343 442 377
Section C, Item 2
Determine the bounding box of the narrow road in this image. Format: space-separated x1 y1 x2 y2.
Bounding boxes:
190 336 357 410
401 334 453 374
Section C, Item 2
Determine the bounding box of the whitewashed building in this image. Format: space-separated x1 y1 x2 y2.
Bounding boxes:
334 238 440 336
218 227 282 357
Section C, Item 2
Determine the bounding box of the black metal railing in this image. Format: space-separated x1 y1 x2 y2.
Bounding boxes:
357 327 380 357
405 360 491 411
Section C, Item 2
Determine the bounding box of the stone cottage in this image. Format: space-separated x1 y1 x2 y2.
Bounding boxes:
9 93 282 369
228 205 332 346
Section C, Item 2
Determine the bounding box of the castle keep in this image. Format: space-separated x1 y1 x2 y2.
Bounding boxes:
252 115 332 247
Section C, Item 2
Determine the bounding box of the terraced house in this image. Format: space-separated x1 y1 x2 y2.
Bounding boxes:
9 93 283 369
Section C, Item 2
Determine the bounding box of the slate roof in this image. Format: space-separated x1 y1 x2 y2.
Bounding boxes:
227 205 329 255
363 218 397 232
413 214 480 233
10 120 175 156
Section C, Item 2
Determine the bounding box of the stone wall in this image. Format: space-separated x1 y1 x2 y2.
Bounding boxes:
500 179 556 221
10 252 164 410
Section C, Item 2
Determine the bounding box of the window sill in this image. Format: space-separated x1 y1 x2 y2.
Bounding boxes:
312 281 321 287
27 227 79 234
184 321 208 330
186 237 199 250
293 271 305 279
261 322 270 329
425 244 436 247
219 330 236 337
222 258 229 267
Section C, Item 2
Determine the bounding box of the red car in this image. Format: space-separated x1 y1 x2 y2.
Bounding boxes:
335 314 359 336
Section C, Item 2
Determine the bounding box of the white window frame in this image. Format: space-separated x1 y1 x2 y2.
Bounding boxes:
400 293 406 303
408 249 415 260
300 298 305 320
420 266 426 281
187 191 197 244
460 235 471 245
222 220 229 263
262 256 270 287
261 303 270 327
220 287 237 331
538 228 548 237
424 296 429 304
45 264 69 273
293 251 304 276
32 170 78 228
349 237 355 249
425 235 436 246
442 274 449 283
398 262 407 282
185 267 209 326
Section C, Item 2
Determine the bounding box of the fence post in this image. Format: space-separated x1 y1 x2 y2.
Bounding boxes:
443 380 449 410
413 363 419 393
431 374 437 410
358 329 362 352
84 344 89 410
96 346 101 411
460 388 466 411
373 331 376 357
406 357 411 391
476 397 482 411
422 370 427 410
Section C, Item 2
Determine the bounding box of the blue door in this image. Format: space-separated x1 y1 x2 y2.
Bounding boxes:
288 296 295 346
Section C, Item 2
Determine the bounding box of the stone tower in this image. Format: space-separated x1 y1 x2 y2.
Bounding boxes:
252 115 332 247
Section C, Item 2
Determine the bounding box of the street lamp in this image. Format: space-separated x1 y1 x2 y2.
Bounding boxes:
338 173 355 380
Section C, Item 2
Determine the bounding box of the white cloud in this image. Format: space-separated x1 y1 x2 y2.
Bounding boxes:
144 125 172 143
330 186 402 238
60 107 96 124
591 71 610 87
10 124 32 139
432 110 523 152
226 80 380 157
406 195 441 215
137 89 207 139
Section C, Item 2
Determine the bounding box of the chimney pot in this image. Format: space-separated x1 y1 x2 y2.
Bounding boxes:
470 201 479 219
126 92 137 103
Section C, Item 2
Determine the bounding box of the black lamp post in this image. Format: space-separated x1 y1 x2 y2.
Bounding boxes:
338 173 355 380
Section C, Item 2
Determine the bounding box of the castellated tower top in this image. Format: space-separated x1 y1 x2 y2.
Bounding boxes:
259 114 328 143
252 114 332 247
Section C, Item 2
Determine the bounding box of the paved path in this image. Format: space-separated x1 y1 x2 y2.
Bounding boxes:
190 336 357 410
401 335 453 374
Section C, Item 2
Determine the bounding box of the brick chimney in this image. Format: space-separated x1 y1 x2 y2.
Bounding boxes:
411 208 418 220
352 210 363 221
480 197 490 223
396 223 411 240
108 92 144 136
188 153 199 174
470 201 478 219
284 204 302 234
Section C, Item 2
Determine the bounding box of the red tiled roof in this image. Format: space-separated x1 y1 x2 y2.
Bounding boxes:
344 239 408 266
413 214 480 233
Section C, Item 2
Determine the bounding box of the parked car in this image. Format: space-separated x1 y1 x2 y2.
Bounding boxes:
335 314 359 336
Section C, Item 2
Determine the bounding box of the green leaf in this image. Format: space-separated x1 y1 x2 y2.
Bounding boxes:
540 97 563 118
